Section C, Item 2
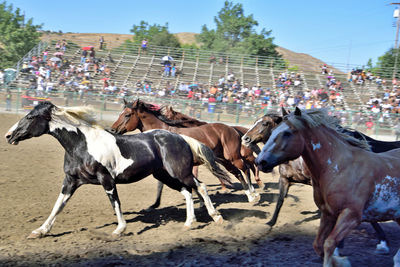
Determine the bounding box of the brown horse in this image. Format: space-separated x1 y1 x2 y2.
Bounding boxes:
161 105 262 186
111 99 259 204
242 109 390 254
256 107 400 266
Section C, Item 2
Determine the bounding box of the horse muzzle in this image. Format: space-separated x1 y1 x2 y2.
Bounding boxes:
5 132 19 145
255 154 277 173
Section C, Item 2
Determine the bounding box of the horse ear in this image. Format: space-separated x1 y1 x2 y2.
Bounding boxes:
132 99 139 109
123 98 128 107
281 107 289 116
294 107 302 116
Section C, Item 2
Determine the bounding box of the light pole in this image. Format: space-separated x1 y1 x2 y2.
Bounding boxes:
391 3 400 79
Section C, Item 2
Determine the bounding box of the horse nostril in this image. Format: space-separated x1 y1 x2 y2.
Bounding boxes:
4 133 11 140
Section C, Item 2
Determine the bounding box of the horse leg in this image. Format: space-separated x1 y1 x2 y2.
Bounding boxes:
220 159 257 202
28 176 79 239
323 208 360 267
267 176 290 227
313 211 336 258
181 187 196 228
100 174 126 236
241 160 260 202
193 177 223 224
144 181 164 211
371 222 389 254
248 161 262 188
153 171 196 228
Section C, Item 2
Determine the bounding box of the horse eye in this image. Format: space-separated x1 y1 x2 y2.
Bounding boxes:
26 115 34 120
125 114 131 118
262 121 269 126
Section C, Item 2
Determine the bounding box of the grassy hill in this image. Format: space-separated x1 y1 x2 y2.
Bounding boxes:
41 32 340 73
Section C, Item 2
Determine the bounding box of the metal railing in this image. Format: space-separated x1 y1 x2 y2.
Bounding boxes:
0 88 398 139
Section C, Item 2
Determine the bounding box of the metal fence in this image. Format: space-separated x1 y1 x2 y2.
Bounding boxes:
0 88 398 139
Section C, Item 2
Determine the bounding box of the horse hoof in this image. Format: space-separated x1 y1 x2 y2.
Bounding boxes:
332 255 351 267
27 231 43 239
252 193 261 203
266 221 276 227
183 225 191 231
219 188 232 194
214 215 224 225
256 180 263 188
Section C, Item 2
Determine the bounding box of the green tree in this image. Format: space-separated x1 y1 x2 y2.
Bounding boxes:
374 47 399 79
0 1 42 69
196 1 280 61
128 20 180 48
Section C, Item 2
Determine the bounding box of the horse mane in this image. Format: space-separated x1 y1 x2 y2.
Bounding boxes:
261 110 282 123
160 105 207 127
287 109 371 150
53 105 101 128
134 100 192 127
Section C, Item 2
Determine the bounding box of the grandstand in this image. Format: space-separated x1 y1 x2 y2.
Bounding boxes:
2 37 398 133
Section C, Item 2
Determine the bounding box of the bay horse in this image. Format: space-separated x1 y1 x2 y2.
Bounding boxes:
242 109 391 253
5 102 227 238
255 107 400 266
161 105 262 186
111 99 260 204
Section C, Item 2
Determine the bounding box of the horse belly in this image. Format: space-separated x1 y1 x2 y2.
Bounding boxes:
362 175 400 222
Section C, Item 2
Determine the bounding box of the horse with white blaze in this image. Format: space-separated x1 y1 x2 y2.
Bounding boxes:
5 102 226 238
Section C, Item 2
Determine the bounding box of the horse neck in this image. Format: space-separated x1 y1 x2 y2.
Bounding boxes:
299 126 354 184
139 111 170 131
49 124 93 155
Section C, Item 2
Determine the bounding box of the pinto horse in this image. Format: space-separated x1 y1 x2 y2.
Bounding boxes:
242 109 391 253
161 105 262 186
5 102 226 238
255 107 400 266
111 99 260 204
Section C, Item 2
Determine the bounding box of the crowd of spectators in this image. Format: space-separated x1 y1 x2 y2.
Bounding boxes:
6 39 400 127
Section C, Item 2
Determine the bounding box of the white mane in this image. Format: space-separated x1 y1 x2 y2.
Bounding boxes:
52 105 102 129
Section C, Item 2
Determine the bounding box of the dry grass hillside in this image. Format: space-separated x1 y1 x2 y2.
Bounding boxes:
41 32 339 73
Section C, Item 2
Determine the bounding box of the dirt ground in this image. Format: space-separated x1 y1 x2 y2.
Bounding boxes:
0 112 399 267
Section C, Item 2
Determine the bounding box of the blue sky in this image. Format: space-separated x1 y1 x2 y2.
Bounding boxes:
5 0 398 71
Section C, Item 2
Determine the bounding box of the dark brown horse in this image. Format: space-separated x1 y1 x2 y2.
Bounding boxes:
242 109 390 254
161 105 262 186
111 99 259 204
256 108 400 265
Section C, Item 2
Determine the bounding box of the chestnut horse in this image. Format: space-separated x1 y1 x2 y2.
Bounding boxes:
161 105 262 186
256 107 400 266
111 99 259 204
242 109 391 253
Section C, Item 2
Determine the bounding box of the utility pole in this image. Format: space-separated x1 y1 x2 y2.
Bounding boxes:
391 3 400 79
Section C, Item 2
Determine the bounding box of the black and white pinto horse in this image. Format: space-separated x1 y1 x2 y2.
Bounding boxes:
5 102 225 238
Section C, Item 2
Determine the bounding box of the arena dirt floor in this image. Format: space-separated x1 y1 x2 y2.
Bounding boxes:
0 112 399 266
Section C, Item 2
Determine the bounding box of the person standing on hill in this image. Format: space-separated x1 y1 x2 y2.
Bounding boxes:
99 36 104 50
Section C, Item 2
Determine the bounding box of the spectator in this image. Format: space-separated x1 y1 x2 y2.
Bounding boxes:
163 64 171 77
209 54 216 64
99 36 104 50
89 47 95 62
81 49 88 64
5 89 11 111
141 39 148 54
171 64 176 77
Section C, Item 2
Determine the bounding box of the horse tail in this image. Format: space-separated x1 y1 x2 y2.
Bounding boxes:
180 135 232 186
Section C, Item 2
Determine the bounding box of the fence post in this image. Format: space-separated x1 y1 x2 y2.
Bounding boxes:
235 104 240 124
